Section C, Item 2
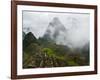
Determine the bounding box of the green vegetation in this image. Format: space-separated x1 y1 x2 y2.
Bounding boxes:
23 32 89 68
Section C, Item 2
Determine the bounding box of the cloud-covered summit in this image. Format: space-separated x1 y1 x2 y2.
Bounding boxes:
23 11 90 48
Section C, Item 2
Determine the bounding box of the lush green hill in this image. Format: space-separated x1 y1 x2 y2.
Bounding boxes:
23 32 89 68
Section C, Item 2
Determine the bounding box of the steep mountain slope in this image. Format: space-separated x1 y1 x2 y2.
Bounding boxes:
23 32 38 49
43 17 69 46
23 17 90 68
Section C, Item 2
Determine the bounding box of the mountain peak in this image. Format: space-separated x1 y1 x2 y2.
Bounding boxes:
42 17 68 45
27 32 33 35
49 17 66 31
50 17 60 26
23 32 38 49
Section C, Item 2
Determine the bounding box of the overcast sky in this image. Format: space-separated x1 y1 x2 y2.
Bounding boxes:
23 11 90 48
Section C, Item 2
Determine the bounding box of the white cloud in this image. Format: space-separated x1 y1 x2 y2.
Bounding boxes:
23 11 90 48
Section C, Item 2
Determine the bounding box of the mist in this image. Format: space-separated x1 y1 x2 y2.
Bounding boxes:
23 11 90 48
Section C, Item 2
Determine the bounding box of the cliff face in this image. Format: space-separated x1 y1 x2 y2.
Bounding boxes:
43 17 69 46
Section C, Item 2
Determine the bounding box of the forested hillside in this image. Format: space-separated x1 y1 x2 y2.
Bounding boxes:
23 31 89 68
